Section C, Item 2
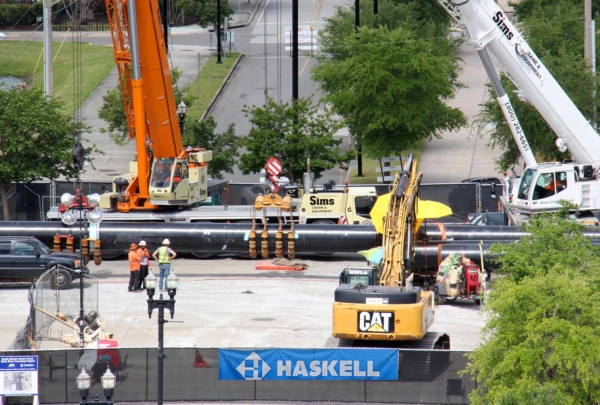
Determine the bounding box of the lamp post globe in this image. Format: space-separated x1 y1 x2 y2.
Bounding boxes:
87 210 103 224
61 211 77 226
165 272 179 290
61 192 74 206
76 369 91 391
87 193 101 207
177 101 187 116
101 369 116 390
145 272 158 290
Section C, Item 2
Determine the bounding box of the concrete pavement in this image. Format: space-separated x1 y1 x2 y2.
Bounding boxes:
0 254 486 351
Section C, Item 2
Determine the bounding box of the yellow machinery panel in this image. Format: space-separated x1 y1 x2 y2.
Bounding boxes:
189 151 213 163
332 290 435 341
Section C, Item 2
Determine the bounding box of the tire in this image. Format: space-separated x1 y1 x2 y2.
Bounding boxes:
312 220 336 256
475 298 481 306
191 251 217 259
50 267 73 290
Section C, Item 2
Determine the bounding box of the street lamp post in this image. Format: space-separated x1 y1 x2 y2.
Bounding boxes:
145 271 179 405
60 189 102 348
77 368 116 405
177 101 187 135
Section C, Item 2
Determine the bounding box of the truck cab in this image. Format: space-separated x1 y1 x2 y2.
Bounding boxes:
514 163 600 213
298 186 377 225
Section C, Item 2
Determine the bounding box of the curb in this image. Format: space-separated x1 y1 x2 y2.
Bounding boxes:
200 53 244 120
210 0 265 30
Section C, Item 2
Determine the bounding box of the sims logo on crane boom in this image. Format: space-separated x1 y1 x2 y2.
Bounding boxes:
492 11 514 41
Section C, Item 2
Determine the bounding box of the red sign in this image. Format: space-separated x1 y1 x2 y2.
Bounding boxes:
265 157 283 176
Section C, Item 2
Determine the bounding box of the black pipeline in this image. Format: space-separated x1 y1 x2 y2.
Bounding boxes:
419 223 600 241
0 221 379 255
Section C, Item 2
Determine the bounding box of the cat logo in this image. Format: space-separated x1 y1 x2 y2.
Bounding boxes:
357 311 394 333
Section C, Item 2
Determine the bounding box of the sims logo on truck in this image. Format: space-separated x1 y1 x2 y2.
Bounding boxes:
492 11 514 41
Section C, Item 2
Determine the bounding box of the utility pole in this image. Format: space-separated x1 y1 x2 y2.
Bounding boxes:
162 0 168 53
585 0 593 68
216 0 222 64
43 0 53 97
355 0 363 177
292 0 298 100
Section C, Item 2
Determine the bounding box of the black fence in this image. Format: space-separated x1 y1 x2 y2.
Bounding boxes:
3 181 504 223
0 347 475 404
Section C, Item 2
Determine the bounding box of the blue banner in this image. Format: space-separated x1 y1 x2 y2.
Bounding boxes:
0 356 38 371
219 349 398 381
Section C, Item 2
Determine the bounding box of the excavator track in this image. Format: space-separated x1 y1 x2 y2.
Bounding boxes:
324 333 450 381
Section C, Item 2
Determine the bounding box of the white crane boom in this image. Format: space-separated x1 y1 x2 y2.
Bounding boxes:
443 0 600 166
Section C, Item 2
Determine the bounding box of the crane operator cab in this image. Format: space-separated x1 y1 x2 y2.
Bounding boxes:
514 163 600 213
149 149 212 206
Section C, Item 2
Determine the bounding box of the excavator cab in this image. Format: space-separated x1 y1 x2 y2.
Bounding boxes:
339 266 378 286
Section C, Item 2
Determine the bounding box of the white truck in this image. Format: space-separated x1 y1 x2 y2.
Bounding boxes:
439 0 600 217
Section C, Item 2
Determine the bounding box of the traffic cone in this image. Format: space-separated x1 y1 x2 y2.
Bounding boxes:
193 345 207 368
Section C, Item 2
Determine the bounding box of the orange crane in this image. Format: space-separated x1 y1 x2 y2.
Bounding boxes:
103 0 212 213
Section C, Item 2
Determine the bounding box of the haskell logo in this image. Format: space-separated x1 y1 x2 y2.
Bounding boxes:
220 348 399 380
236 351 271 380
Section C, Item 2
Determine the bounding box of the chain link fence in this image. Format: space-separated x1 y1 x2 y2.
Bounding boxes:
5 180 504 223
0 347 475 404
9 268 99 350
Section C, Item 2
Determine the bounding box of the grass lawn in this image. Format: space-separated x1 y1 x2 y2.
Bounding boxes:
350 140 425 184
0 40 115 114
184 52 241 121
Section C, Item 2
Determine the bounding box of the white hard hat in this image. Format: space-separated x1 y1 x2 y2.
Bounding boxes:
139 240 146 246
162 239 171 245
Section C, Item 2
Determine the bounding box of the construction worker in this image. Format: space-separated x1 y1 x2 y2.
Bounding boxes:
128 243 142 292
137 240 150 290
152 239 177 292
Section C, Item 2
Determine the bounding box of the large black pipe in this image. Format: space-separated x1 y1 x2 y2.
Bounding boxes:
413 242 500 271
0 222 378 255
414 240 600 271
419 223 600 241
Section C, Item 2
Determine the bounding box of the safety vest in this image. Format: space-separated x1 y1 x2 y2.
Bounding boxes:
158 246 171 264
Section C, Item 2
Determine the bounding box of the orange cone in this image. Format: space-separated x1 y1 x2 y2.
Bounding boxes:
193 346 207 368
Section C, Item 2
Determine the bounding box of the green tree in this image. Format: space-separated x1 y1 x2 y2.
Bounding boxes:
182 116 239 179
176 0 233 28
238 96 352 182
512 0 600 20
464 213 600 404
475 0 599 170
313 22 466 158
98 68 196 145
0 88 94 220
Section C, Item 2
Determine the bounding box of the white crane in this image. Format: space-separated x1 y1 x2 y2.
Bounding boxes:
439 0 600 213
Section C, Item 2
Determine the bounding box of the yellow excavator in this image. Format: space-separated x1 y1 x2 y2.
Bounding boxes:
331 154 449 350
